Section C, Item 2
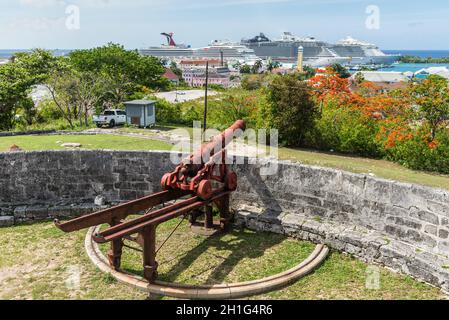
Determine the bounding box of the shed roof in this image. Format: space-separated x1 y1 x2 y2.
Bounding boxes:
124 99 157 106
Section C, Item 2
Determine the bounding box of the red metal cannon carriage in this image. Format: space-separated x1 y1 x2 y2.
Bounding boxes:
55 120 246 283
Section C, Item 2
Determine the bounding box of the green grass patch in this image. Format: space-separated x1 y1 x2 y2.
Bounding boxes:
0 135 173 152
117 124 195 138
276 147 449 190
0 221 440 300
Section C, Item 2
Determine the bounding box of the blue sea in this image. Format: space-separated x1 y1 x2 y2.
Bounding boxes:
384 50 449 59
378 50 449 73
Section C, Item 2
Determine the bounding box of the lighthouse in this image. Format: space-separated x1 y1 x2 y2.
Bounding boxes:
297 46 304 73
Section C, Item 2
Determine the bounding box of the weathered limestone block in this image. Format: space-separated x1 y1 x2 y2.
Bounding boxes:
0 216 14 227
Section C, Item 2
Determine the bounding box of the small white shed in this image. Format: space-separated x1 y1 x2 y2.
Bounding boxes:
124 100 156 128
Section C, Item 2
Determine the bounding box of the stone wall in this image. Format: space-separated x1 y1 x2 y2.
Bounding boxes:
233 160 449 256
0 150 175 225
1 150 449 291
232 159 449 291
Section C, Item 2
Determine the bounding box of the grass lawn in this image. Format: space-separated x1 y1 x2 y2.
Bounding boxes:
117 124 195 138
0 220 445 300
1 130 449 190
277 147 449 190
0 134 173 152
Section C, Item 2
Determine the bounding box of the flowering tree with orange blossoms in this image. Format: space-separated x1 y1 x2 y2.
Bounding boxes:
308 71 353 104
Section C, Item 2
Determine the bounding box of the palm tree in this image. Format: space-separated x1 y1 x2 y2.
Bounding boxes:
252 59 263 74
267 60 281 72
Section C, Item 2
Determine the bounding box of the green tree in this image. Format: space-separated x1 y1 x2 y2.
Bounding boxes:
410 75 449 139
262 74 318 146
75 71 109 126
209 91 258 129
240 64 251 74
353 72 365 85
0 49 57 130
302 66 317 80
330 63 351 79
45 59 109 129
0 64 31 130
241 75 263 90
69 43 169 106
44 61 79 129
266 60 281 72
252 60 263 74
170 61 183 78
13 49 58 84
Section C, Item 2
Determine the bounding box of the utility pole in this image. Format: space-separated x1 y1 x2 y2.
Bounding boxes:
175 83 179 102
203 61 209 136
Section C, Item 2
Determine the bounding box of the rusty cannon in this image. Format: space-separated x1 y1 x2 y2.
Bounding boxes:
55 120 246 283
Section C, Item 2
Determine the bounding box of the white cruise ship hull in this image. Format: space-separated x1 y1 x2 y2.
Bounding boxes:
304 57 351 67
346 55 401 65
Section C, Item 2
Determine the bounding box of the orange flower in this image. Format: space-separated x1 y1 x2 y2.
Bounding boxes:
428 140 439 149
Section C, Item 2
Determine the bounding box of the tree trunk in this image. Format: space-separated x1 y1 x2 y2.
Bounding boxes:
84 104 89 127
79 106 83 128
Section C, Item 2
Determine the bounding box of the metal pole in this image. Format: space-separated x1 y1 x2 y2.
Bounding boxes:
175 83 178 102
203 61 209 135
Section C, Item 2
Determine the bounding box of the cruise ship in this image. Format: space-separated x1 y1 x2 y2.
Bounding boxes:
241 32 400 66
330 36 400 65
194 40 258 62
241 32 350 67
140 33 258 63
139 32 194 58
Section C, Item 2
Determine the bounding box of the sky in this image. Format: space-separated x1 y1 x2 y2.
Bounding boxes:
0 0 448 50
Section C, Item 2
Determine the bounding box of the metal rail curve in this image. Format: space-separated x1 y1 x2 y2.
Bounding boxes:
85 226 329 300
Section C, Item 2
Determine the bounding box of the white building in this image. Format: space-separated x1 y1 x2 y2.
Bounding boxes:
182 66 232 88
350 71 411 83
415 67 449 79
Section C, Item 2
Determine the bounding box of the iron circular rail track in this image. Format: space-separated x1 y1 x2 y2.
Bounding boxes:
86 226 329 299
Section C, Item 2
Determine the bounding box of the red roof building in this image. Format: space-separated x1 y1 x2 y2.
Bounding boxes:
179 59 222 69
163 68 180 85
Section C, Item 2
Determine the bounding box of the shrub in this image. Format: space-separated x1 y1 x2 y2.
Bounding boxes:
385 127 449 173
241 75 263 91
263 75 318 146
154 98 184 124
208 89 261 130
311 101 382 157
36 99 63 122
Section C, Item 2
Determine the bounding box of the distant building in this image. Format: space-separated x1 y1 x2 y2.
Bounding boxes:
350 71 411 93
415 67 449 79
182 66 231 88
124 100 156 128
163 68 180 85
179 59 222 69
350 71 411 84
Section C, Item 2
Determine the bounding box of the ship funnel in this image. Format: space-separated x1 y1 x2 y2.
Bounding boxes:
161 32 177 46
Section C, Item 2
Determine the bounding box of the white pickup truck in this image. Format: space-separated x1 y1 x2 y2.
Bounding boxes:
93 109 127 128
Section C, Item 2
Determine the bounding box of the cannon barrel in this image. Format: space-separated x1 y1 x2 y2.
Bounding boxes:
187 119 246 167
161 120 246 198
